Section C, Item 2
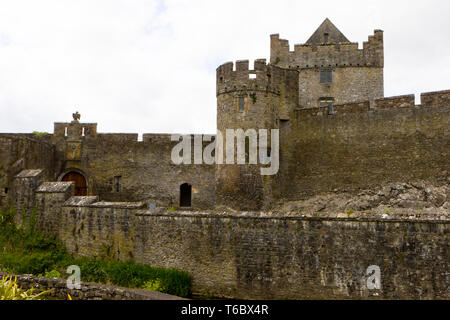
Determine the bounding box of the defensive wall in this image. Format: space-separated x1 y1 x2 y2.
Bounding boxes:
11 173 450 300
274 90 449 203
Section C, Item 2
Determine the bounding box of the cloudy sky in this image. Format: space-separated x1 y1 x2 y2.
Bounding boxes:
0 0 449 135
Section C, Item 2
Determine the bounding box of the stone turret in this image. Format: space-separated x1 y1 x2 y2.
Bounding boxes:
215 59 298 210
270 19 384 108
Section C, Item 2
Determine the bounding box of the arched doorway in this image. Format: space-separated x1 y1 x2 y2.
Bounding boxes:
180 183 192 207
62 171 87 196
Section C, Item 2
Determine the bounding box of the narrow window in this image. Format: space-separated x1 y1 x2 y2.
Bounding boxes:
320 70 332 83
328 102 334 115
238 97 245 112
64 127 68 137
82 127 85 137
180 183 192 207
320 98 334 115
113 176 122 193
4 188 8 194
324 33 329 43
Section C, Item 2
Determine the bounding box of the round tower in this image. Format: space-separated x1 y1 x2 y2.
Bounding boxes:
215 59 282 211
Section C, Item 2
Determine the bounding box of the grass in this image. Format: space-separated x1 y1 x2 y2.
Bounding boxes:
0 204 192 298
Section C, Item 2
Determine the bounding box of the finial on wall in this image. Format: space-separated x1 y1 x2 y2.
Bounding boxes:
72 111 81 122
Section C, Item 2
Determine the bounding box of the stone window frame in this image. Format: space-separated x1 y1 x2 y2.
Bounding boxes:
319 68 333 83
113 176 122 193
236 96 247 113
319 97 335 115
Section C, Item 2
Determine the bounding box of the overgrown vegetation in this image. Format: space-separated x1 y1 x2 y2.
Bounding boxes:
32 131 49 137
0 275 51 300
0 204 191 297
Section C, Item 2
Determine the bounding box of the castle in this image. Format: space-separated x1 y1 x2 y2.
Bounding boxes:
0 19 448 299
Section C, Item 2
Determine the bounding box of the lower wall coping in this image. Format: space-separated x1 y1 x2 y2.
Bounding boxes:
36 182 74 193
375 94 415 101
63 201 147 209
134 210 450 223
0 272 187 300
421 89 450 95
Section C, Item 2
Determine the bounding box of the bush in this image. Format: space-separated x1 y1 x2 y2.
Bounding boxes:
0 275 51 300
44 270 61 278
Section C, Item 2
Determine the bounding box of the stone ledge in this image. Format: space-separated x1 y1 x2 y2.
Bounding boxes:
88 201 147 209
36 182 74 193
134 210 450 223
0 271 187 300
15 169 44 178
64 196 99 207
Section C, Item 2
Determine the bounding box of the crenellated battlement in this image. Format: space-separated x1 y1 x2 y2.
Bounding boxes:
270 30 383 69
216 59 299 97
216 59 278 96
294 90 450 118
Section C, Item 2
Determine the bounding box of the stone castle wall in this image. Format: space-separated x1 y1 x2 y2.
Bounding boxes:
49 128 216 209
270 30 384 107
274 90 450 203
0 134 55 207
20 179 448 299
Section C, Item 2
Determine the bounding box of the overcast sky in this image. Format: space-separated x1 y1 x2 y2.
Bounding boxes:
0 0 449 135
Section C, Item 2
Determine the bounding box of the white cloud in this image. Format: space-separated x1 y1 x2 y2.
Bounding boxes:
0 0 449 134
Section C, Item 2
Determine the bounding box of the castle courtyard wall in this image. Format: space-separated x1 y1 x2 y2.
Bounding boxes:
54 202 448 299
275 94 449 203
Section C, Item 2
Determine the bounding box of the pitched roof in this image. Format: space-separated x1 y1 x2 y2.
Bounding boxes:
305 18 350 46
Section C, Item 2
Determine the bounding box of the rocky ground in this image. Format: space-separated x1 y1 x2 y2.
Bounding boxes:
276 181 449 219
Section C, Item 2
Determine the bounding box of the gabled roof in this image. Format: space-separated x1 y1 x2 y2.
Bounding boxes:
305 18 350 46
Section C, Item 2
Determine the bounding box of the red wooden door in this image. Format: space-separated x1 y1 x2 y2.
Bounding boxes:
62 172 87 196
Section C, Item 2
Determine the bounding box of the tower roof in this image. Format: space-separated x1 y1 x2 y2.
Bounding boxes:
305 18 350 46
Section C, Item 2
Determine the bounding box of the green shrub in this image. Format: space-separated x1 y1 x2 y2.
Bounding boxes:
32 131 48 137
0 275 51 300
44 270 61 278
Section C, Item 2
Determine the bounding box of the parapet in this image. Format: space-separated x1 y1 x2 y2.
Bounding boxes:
271 30 383 69
295 90 448 118
420 90 450 107
54 122 97 139
374 95 415 110
97 133 139 143
216 59 297 96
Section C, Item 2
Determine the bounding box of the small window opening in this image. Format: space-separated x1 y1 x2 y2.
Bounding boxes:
324 33 329 44
320 98 334 115
280 119 290 129
238 97 245 112
113 176 122 193
64 127 68 137
249 74 256 79
180 183 192 207
320 70 332 83
82 127 85 137
4 188 8 194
